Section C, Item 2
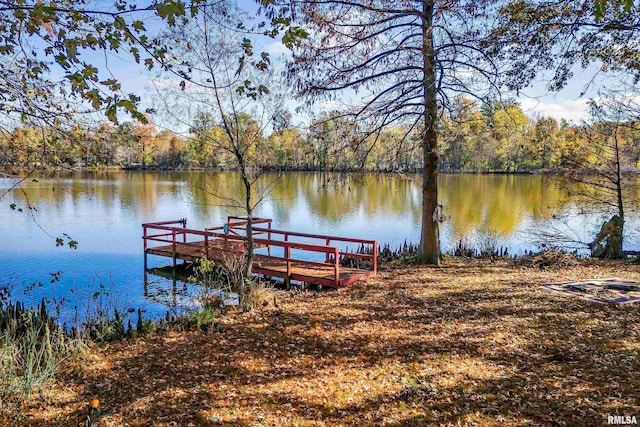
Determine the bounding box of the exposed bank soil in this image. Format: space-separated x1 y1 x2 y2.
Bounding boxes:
12 258 640 426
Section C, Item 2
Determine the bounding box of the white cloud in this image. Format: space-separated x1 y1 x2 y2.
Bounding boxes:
319 100 351 111
518 97 590 123
264 41 290 57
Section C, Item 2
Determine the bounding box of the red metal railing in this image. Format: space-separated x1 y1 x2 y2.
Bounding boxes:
228 224 378 275
142 217 376 286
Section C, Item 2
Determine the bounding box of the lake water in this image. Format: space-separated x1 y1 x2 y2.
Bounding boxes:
1 171 636 320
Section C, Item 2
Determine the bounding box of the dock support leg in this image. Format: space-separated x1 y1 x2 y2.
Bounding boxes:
172 277 177 306
172 255 176 277
172 230 177 278
143 269 148 297
285 245 291 290
144 251 148 270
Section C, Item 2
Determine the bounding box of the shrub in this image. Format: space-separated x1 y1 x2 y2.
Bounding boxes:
0 300 83 413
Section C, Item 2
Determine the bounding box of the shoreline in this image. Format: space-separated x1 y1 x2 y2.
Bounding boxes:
7 164 639 177
1 164 565 176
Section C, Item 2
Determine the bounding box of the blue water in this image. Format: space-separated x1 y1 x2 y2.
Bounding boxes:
0 171 420 323
1 171 635 323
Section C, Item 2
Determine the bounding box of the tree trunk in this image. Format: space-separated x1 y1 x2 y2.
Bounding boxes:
614 131 625 257
590 215 624 259
243 175 254 279
142 141 146 169
418 0 440 265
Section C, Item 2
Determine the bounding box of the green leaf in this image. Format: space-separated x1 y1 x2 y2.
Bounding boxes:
241 38 253 56
131 111 147 123
121 100 135 112
594 0 606 20
282 27 308 49
106 105 118 123
64 39 78 60
156 0 186 26
85 89 102 109
624 0 634 13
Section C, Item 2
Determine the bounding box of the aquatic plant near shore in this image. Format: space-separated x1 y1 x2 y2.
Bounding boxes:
0 298 84 413
191 255 272 311
0 280 161 414
339 237 514 269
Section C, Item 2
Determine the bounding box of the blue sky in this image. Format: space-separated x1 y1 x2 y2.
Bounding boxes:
516 66 628 123
79 1 616 129
112 48 601 129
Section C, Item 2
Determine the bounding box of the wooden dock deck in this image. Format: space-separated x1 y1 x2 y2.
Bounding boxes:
143 217 377 288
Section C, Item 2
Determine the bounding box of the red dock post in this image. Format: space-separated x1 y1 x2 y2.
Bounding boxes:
373 240 378 274
333 246 340 286
204 233 209 259
143 225 148 270
285 243 291 290
172 230 177 270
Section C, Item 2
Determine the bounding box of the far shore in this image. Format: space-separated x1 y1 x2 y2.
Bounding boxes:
1 164 585 176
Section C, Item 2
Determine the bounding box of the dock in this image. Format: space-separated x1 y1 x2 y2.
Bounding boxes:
142 217 377 288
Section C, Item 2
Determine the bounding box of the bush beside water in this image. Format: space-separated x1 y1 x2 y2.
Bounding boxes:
0 299 81 412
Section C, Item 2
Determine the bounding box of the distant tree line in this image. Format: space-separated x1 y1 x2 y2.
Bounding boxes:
2 99 640 173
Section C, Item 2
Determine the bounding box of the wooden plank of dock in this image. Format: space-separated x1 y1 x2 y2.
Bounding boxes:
146 240 245 261
143 217 377 288
147 241 374 287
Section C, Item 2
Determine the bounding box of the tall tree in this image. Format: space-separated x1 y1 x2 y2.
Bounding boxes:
157 0 286 283
490 102 531 172
268 0 505 264
532 116 559 170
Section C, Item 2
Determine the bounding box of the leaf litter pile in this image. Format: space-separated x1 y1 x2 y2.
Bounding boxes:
13 259 640 426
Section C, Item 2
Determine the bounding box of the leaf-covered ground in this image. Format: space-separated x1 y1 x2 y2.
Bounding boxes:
13 259 640 426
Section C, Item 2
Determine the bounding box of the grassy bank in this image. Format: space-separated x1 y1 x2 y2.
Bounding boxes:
6 258 640 426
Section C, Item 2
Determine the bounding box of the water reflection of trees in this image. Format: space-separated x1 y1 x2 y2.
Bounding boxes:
290 173 574 240
185 172 266 223
14 171 578 243
13 170 187 221
439 174 573 239
294 173 422 225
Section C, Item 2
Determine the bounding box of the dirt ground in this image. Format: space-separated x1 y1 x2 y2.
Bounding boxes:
13 258 640 426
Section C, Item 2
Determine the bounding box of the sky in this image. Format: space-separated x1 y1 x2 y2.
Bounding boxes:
72 0 623 130
515 66 630 124
115 48 598 127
